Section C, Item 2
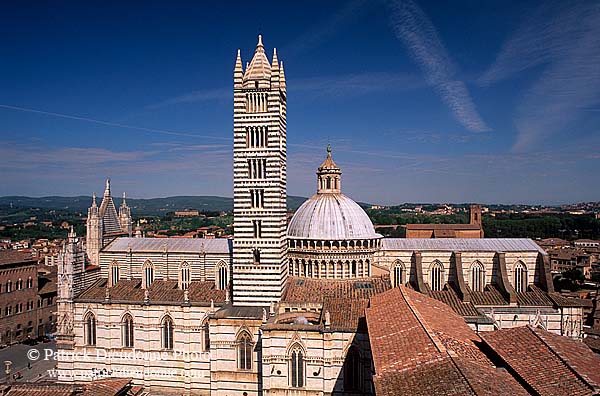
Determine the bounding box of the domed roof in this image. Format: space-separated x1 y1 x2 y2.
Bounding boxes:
287 193 381 240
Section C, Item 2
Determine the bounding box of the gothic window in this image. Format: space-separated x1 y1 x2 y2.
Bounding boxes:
85 312 96 346
430 261 444 291
161 317 174 350
216 262 228 290
344 346 362 391
253 248 261 265
237 331 253 370
202 319 210 351
250 189 265 209
179 262 190 290
470 262 485 292
289 345 304 388
393 261 405 287
122 314 134 348
514 262 527 293
142 260 154 289
252 220 262 238
109 261 119 287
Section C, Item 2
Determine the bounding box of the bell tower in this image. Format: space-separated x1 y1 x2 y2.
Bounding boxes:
232 35 288 306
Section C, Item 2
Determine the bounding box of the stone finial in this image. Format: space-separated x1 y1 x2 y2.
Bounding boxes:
91 192 97 207
269 302 275 316
210 299 215 312
225 286 230 304
262 308 268 323
104 178 111 197
257 34 263 47
144 289 150 304
104 287 110 302
324 310 331 328
121 192 127 207
183 289 189 304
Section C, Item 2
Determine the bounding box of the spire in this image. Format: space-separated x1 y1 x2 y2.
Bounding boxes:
317 145 342 194
271 48 280 87
91 192 97 208
104 178 111 198
121 192 127 207
243 35 272 86
234 49 244 88
280 61 286 90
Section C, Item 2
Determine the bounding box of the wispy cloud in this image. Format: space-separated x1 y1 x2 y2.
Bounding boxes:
283 0 368 58
292 72 423 97
386 0 490 133
145 88 230 110
0 104 228 140
478 1 600 152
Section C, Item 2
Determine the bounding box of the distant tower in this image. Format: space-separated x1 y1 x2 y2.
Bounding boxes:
470 204 482 226
119 192 132 236
86 192 101 268
232 35 288 306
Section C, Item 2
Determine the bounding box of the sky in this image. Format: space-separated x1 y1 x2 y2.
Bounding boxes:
1 0 599 205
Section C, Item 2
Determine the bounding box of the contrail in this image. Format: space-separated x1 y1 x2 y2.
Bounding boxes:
0 104 228 140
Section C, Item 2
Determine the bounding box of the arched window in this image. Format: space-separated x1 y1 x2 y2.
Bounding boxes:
430 261 444 291
237 331 253 370
122 314 134 348
161 317 174 350
470 261 485 292
202 319 210 352
27 277 33 288
289 344 304 388
17 279 22 290
179 262 190 290
344 347 362 391
393 261 405 287
514 262 527 293
6 280 11 293
109 261 119 287
85 312 96 346
216 262 228 290
142 260 154 289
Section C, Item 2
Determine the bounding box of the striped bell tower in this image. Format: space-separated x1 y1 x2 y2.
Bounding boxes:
232 35 288 306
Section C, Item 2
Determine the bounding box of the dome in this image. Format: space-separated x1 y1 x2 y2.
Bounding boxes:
287 193 381 240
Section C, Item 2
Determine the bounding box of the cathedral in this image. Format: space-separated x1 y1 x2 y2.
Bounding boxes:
55 36 587 395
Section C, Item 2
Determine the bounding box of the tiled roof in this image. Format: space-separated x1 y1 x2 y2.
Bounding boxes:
281 276 391 303
382 238 546 253
76 278 225 305
482 326 600 396
428 287 484 318
102 237 231 254
0 250 37 266
5 378 140 396
280 277 391 332
366 287 528 396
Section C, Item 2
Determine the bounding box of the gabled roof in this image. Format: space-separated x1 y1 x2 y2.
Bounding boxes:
381 238 546 254
366 287 528 396
102 237 232 254
99 179 123 235
482 326 600 396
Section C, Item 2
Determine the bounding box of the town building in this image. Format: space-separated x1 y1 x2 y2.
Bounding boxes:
54 36 590 395
0 250 56 345
404 204 484 238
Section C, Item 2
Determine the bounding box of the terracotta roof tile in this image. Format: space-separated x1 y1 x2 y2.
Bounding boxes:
76 278 225 305
482 326 600 396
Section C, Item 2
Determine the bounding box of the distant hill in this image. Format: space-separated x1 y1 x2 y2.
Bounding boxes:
0 195 311 216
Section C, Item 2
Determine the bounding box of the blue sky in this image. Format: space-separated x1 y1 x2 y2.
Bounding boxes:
1 0 599 205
